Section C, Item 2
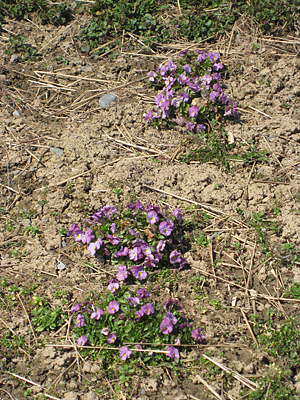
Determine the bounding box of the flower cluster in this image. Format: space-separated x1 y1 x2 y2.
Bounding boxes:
71 286 205 363
145 50 239 133
68 201 187 283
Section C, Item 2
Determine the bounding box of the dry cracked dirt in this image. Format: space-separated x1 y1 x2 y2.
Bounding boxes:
0 15 300 400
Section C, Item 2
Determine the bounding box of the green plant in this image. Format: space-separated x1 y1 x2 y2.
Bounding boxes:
25 225 40 237
4 35 37 59
31 305 67 331
52 55 69 65
71 285 204 370
246 372 297 399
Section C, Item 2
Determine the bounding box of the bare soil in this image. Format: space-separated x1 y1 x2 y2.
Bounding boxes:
0 14 300 400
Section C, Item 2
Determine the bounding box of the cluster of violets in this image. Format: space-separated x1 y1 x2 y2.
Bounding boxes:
144 50 239 133
71 288 205 362
68 201 187 283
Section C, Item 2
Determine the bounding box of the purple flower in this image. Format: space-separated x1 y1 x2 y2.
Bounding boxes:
68 224 80 236
159 64 169 77
188 105 199 117
219 92 229 105
172 208 183 224
161 108 170 119
91 308 103 320
182 64 192 74
76 314 85 327
196 124 206 133
201 74 212 85
144 110 153 121
146 205 160 212
224 106 233 116
171 97 181 108
101 327 110 335
186 82 201 93
186 122 195 132
156 240 166 252
213 82 222 93
165 89 175 100
110 223 117 233
136 288 150 298
88 238 103 256
135 309 144 320
166 346 180 360
177 74 190 85
147 71 157 82
179 92 189 102
175 24 179 28
129 247 143 261
132 238 146 247
165 76 175 88
170 250 182 264
147 211 159 224
108 281 119 294
119 346 132 360
108 300 119 314
128 228 138 237
174 338 181 345
107 333 117 344
135 200 145 211
141 244 152 257
197 51 206 62
160 317 173 334
71 303 81 313
209 91 219 101
128 297 140 307
191 327 205 342
213 62 223 71
106 233 120 245
74 230 83 242
213 72 221 81
166 311 178 325
179 50 188 57
140 303 155 315
116 265 129 281
167 60 177 72
208 51 219 62
77 335 87 347
131 265 147 280
164 298 182 311
113 246 129 258
179 256 187 269
159 220 174 236
155 93 169 110
179 322 192 329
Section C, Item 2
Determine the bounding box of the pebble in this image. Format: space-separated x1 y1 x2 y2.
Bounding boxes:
50 147 64 157
99 93 117 109
57 262 66 270
13 110 20 117
20 218 31 226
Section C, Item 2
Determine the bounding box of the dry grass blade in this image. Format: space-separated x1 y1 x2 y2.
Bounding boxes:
4 372 62 400
202 354 258 390
194 375 223 400
17 293 37 345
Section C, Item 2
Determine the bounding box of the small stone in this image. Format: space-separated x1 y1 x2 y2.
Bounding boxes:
13 110 20 117
99 93 117 109
50 147 64 157
63 392 78 400
81 391 99 400
20 218 31 226
10 54 19 64
57 262 66 270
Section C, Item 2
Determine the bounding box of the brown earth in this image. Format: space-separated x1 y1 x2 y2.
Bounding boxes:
0 13 300 400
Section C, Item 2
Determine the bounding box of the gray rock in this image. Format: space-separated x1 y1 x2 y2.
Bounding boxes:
63 392 78 400
99 93 117 109
20 218 31 226
81 391 99 400
13 110 20 117
50 147 64 157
